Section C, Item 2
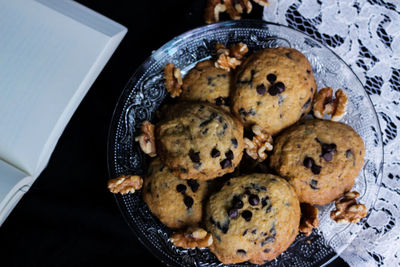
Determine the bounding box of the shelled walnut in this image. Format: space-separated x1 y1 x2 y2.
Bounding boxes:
107 175 143 195
299 203 320 236
313 87 348 121
214 43 248 71
135 121 156 157
330 191 367 224
164 63 183 98
170 227 213 249
204 0 269 24
244 124 273 162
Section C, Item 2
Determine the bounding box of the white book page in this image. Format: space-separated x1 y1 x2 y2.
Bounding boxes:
0 159 33 225
0 0 126 176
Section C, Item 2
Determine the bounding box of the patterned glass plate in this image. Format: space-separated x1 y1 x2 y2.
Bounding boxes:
107 20 383 266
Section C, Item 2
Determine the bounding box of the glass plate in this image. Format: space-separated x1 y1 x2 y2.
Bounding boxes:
107 20 384 266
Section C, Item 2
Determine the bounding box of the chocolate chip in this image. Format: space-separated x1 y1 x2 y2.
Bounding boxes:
263 236 275 244
303 157 314 168
236 249 246 255
193 163 202 170
309 179 319 190
322 143 337 153
241 210 252 221
307 69 311 74
225 150 234 160
261 196 270 208
256 84 267 95
311 164 321 175
201 128 208 135
187 179 199 193
267 73 276 83
265 205 272 213
330 144 337 153
248 108 256 116
263 248 271 253
211 148 220 158
221 224 229 234
346 149 353 158
176 184 187 193
215 218 230 234
249 194 260 206
199 112 217 127
232 196 244 209
251 229 257 234
244 188 251 195
322 152 333 161
220 159 232 169
223 97 230 105
183 195 193 208
238 108 247 117
215 96 224 106
242 229 248 236
269 82 285 95
270 225 276 236
275 82 285 93
209 217 216 225
228 209 239 219
231 138 238 148
189 151 200 163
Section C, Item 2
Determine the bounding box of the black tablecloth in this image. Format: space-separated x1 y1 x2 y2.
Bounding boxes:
0 1 348 266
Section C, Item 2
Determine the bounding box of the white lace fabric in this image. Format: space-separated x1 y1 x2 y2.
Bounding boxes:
263 0 400 266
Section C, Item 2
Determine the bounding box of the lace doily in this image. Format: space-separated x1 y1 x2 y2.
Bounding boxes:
263 0 400 266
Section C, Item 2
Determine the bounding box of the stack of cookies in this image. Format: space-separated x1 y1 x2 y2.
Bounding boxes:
108 44 366 265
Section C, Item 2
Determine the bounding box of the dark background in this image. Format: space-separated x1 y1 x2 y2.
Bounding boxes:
0 1 348 266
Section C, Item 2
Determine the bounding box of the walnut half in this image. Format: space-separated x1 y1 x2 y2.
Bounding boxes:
330 191 367 224
108 175 143 195
244 124 273 162
299 203 320 236
170 227 213 249
204 0 227 24
135 121 156 157
215 43 248 71
313 87 348 121
204 0 269 24
164 63 183 98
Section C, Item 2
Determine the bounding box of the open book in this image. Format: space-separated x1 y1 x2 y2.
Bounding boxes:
0 0 127 225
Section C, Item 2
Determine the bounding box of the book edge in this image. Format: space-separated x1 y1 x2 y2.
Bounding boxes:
34 0 127 37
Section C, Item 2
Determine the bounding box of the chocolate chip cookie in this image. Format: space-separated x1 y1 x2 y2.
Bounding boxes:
205 173 300 264
142 158 208 229
155 102 244 180
180 60 232 108
269 119 365 205
232 47 316 135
